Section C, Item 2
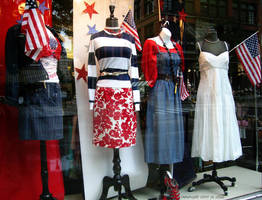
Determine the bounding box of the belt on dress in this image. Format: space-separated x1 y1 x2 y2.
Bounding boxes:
25 82 47 90
157 74 174 81
100 71 128 76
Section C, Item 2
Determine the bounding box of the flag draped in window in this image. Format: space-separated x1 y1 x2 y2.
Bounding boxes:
235 32 261 86
21 0 51 61
120 9 142 51
179 71 189 101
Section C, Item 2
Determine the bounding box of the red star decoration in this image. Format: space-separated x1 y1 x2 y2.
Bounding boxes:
82 2 98 19
75 64 88 82
179 9 187 22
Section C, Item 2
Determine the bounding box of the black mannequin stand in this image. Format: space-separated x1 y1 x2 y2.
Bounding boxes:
188 163 236 196
99 149 137 200
40 140 57 200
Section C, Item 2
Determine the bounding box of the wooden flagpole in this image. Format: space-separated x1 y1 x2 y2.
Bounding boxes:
157 0 161 22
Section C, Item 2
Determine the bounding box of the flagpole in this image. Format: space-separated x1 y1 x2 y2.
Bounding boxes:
229 31 259 53
157 0 161 22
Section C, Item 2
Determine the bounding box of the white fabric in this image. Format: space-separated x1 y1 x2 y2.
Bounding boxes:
40 28 59 83
191 49 243 162
73 1 148 199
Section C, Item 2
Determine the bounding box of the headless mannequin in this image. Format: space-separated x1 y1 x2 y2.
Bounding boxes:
197 28 228 56
154 27 174 49
189 28 236 196
99 6 136 200
153 26 178 196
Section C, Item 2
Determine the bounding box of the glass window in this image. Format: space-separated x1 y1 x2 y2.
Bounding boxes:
185 0 194 15
144 0 154 16
240 3 256 25
134 0 141 20
2 1 262 200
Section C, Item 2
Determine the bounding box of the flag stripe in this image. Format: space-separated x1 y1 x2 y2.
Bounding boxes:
242 44 261 79
235 33 261 86
236 42 260 85
21 0 50 61
179 73 189 101
239 45 259 83
120 9 142 51
122 23 142 49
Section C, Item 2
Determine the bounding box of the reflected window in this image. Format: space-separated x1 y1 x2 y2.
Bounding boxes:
134 0 141 20
144 0 154 16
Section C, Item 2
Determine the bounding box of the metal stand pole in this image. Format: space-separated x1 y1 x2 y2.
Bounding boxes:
254 87 259 171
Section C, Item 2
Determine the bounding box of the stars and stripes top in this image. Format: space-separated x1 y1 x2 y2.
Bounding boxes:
87 29 140 111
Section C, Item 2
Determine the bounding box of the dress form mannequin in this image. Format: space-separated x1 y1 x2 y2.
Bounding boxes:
197 28 228 56
105 5 120 32
155 27 174 49
98 6 136 200
189 27 237 196
147 26 182 198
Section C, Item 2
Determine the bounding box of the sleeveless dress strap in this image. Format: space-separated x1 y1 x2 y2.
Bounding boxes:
197 42 202 52
224 41 229 51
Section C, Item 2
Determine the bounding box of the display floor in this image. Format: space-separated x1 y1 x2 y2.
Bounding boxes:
64 166 262 200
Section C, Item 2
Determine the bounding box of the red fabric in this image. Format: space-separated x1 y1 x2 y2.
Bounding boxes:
0 1 64 200
141 39 185 88
93 87 137 148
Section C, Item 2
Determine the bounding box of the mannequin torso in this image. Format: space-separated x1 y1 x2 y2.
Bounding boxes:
152 28 174 49
197 29 228 56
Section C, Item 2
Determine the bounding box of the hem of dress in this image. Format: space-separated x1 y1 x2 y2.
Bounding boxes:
145 159 184 165
93 143 136 149
191 154 243 163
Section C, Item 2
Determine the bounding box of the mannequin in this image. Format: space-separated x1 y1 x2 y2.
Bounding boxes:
142 24 184 198
197 28 228 56
189 27 242 195
5 1 64 198
87 5 139 200
105 5 119 31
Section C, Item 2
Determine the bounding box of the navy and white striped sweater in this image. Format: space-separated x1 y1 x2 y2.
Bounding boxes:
87 29 140 111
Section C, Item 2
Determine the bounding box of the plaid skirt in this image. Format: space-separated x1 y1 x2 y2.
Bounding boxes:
93 86 137 148
19 83 63 140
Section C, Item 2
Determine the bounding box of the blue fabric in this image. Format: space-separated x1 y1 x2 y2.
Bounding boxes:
144 51 184 164
19 83 63 140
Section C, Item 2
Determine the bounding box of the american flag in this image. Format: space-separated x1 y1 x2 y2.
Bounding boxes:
235 32 261 86
120 9 142 51
179 72 189 101
21 0 50 61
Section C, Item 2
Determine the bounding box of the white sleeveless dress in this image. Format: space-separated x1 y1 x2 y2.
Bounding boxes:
191 42 242 162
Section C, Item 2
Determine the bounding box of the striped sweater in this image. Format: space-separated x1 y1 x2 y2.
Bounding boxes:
87 29 140 111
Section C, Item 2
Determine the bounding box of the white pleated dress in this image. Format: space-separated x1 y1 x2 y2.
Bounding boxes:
191 42 242 162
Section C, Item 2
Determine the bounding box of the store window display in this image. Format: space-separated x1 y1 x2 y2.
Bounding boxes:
5 0 64 199
87 5 140 199
189 28 243 195
141 24 185 198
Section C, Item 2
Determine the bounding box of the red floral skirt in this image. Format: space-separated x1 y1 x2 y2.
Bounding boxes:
93 86 137 148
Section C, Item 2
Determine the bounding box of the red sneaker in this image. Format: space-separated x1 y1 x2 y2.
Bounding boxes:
163 171 180 200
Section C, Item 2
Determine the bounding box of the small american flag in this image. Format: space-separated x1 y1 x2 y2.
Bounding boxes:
21 0 50 61
120 9 142 51
235 33 261 86
179 72 189 101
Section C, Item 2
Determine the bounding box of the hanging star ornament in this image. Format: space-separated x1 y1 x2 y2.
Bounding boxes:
87 24 98 35
75 64 88 82
82 2 98 19
39 1 49 15
178 9 187 22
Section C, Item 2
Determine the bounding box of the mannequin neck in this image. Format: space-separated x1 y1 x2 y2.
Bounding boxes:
159 28 172 44
205 31 219 42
